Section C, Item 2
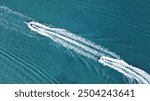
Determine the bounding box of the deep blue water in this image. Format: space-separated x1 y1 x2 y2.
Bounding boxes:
0 0 150 84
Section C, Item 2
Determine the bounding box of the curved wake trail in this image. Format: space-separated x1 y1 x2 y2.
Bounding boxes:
27 21 150 84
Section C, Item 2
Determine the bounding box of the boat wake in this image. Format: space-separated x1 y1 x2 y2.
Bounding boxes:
99 56 150 84
1 5 150 84
27 21 150 84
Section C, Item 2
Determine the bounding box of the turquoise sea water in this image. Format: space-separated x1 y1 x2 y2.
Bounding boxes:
0 0 150 84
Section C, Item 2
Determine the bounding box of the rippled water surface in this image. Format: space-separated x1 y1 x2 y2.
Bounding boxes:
0 0 150 83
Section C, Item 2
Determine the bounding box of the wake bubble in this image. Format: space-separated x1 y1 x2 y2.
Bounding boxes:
27 21 150 84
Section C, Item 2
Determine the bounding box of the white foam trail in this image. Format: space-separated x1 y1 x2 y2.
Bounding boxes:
0 6 36 38
99 56 150 84
28 21 105 58
27 22 96 60
27 21 150 84
28 21 119 59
